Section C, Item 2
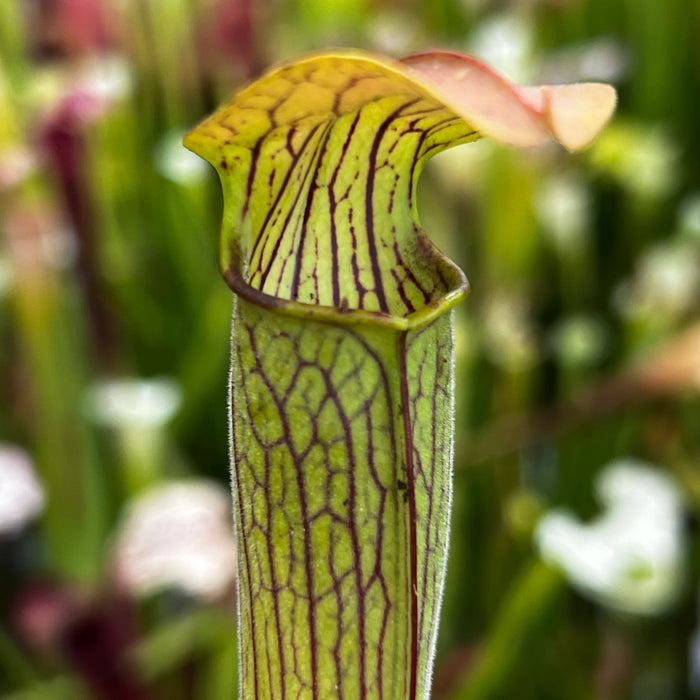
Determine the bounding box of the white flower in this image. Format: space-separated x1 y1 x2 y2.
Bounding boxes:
113 480 236 600
154 129 210 186
86 377 182 429
480 292 540 372
368 9 423 55
534 175 592 251
469 13 535 84
0 445 45 535
75 54 133 103
536 459 686 616
614 242 700 321
549 314 609 369
540 38 628 84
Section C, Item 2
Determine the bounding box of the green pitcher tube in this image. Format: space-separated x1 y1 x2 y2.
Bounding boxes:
228 297 462 699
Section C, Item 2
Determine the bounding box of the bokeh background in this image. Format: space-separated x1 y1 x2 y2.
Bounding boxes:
1 0 699 698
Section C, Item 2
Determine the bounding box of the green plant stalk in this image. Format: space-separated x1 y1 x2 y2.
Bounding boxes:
452 561 565 700
0 0 28 93
6 202 107 584
185 50 615 698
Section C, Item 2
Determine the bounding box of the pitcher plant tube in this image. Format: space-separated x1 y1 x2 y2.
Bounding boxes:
184 50 615 700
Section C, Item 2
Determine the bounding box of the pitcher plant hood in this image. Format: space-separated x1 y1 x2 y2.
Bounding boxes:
184 49 615 327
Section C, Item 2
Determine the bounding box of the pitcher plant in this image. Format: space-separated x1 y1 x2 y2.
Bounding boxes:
184 49 615 700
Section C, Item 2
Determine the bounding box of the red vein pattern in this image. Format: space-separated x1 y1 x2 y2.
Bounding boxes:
187 55 476 316
231 299 455 699
188 53 473 700
185 49 615 700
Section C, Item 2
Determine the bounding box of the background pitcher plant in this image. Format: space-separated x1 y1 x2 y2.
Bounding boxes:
184 50 615 700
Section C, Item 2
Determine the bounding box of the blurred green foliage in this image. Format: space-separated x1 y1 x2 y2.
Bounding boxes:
0 0 698 698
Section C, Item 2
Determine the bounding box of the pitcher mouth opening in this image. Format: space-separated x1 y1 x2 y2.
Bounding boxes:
222 249 469 332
